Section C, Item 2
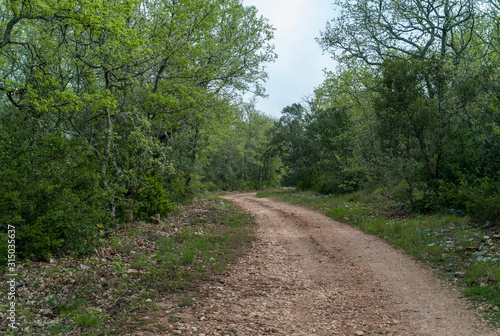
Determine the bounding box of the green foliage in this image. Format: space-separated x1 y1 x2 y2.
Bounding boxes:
134 175 175 221
202 101 281 191
0 114 109 261
468 197 500 227
297 0 498 228
270 1 500 228
0 0 276 259
296 171 317 191
74 307 103 327
314 167 369 195
465 178 500 226
270 100 366 195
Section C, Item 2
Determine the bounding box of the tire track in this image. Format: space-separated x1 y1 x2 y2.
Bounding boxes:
141 192 499 336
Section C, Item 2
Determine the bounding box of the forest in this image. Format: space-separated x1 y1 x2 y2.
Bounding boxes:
0 0 279 261
274 0 499 224
0 0 499 262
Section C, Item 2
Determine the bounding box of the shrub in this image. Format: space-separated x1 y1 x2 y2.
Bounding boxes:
468 196 500 227
296 171 317 190
134 175 175 221
13 187 108 260
0 131 109 262
314 167 369 195
411 176 500 225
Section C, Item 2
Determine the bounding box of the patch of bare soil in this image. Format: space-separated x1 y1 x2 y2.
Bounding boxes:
137 192 500 336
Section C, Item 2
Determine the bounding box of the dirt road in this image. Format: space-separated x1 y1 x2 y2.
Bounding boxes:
157 192 500 335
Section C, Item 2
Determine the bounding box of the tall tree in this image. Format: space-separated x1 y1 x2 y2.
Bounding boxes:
319 0 478 64
0 0 277 260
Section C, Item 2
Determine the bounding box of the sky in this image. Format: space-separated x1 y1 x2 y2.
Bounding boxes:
243 0 338 118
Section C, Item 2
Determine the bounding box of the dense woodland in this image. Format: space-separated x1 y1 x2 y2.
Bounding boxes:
0 0 499 262
0 0 279 261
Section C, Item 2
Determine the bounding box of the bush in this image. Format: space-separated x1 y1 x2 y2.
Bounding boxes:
465 177 500 226
468 196 500 226
411 176 500 225
412 180 467 213
314 167 369 195
0 130 110 262
0 187 109 263
296 171 317 190
134 175 175 221
15 187 109 260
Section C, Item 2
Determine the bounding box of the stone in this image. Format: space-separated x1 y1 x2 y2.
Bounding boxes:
150 213 161 224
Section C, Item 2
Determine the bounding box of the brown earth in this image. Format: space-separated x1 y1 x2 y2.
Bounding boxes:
138 192 500 336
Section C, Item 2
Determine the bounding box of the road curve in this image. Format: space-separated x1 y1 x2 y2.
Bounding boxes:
145 192 500 335
221 192 498 335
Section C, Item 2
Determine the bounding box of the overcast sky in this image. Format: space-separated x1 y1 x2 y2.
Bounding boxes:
243 0 338 118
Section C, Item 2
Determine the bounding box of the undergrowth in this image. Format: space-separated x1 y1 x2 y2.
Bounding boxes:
0 197 255 335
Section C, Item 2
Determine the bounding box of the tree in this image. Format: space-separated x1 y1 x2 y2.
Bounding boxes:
319 0 478 65
0 0 277 260
270 103 316 187
202 100 281 190
313 0 499 220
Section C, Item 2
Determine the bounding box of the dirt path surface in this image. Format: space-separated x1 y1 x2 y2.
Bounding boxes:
149 192 500 335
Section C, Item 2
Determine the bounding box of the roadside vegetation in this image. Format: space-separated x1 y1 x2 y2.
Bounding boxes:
0 197 255 335
270 0 499 228
1 0 499 332
262 0 499 323
258 189 500 324
0 0 279 264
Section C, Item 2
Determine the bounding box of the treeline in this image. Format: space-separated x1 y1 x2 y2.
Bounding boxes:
203 100 281 190
271 0 499 225
0 0 279 261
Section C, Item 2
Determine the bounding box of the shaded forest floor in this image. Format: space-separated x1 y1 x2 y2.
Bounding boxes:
0 197 255 335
